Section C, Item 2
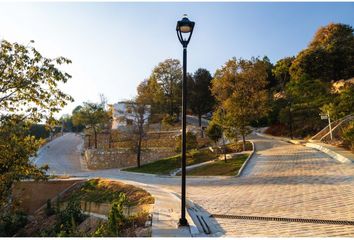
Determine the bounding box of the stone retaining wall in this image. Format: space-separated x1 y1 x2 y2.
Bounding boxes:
85 148 175 169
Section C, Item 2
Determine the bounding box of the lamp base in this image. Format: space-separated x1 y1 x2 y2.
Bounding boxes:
178 218 189 227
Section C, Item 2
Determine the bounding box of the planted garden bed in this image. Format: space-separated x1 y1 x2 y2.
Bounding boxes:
16 179 154 237
123 148 218 175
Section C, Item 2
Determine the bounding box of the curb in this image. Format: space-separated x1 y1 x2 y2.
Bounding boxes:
236 140 255 177
186 198 224 237
172 141 255 178
169 192 199 236
305 142 352 164
170 159 219 176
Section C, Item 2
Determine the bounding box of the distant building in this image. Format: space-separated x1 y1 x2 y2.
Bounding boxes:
109 101 151 130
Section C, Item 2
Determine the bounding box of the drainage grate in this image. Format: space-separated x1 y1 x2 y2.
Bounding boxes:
210 214 354 226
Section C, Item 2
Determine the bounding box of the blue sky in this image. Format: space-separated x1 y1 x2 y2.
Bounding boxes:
0 2 353 116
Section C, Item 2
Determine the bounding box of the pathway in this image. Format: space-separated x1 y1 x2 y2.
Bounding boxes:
34 133 354 237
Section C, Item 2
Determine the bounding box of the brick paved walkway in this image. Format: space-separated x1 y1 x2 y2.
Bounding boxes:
183 136 354 237
40 133 354 237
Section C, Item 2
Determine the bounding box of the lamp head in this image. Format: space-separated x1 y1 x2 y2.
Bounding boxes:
176 14 195 48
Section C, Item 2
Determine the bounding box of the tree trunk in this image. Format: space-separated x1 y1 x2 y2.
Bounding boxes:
137 131 142 168
198 114 202 127
94 129 97 149
222 137 227 163
288 105 294 139
242 134 246 152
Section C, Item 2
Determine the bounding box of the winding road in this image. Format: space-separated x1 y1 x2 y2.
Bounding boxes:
34 132 354 237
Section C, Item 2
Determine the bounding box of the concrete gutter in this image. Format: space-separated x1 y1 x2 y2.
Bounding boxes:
305 142 352 164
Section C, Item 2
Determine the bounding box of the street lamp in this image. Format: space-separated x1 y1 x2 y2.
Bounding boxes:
176 14 195 227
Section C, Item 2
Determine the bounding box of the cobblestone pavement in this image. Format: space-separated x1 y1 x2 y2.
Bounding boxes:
181 136 354 237
37 133 354 237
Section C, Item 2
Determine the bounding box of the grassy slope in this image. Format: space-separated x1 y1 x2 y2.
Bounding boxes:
123 149 218 175
186 154 249 176
65 179 154 206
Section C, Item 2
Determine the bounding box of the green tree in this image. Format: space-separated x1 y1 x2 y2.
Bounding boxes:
211 57 269 150
285 75 331 136
136 77 165 118
72 102 110 149
0 116 48 209
151 59 182 118
290 23 354 82
272 56 295 92
188 68 215 127
342 121 354 152
0 40 73 122
0 39 72 209
262 56 277 89
321 83 354 120
271 56 296 137
206 121 223 145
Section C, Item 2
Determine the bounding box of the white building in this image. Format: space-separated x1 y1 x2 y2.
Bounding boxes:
109 101 151 130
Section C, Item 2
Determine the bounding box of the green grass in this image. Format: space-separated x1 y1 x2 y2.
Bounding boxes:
123 149 218 175
186 154 249 176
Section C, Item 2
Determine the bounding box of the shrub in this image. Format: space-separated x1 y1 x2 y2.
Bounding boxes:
92 193 127 237
108 193 127 236
55 198 85 236
206 122 223 144
0 212 28 236
175 132 198 152
342 121 354 152
162 114 177 126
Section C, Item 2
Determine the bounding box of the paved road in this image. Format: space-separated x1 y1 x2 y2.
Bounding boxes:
35 133 354 237
34 133 84 175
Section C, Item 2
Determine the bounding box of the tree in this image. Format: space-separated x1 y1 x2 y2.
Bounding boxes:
206 121 223 145
321 82 354 120
211 57 269 150
72 102 110 149
122 100 151 168
262 56 277 89
272 57 295 92
272 56 295 137
285 75 332 136
151 59 182 117
136 77 165 117
0 40 73 122
290 23 354 82
188 68 215 127
0 116 48 209
0 39 72 209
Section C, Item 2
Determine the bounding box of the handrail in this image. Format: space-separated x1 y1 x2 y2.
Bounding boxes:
310 114 354 141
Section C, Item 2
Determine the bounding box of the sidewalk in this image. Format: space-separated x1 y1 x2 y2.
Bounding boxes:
256 131 354 164
104 178 195 237
305 141 354 164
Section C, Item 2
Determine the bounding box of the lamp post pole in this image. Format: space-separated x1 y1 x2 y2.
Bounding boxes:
176 14 195 227
180 46 188 226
